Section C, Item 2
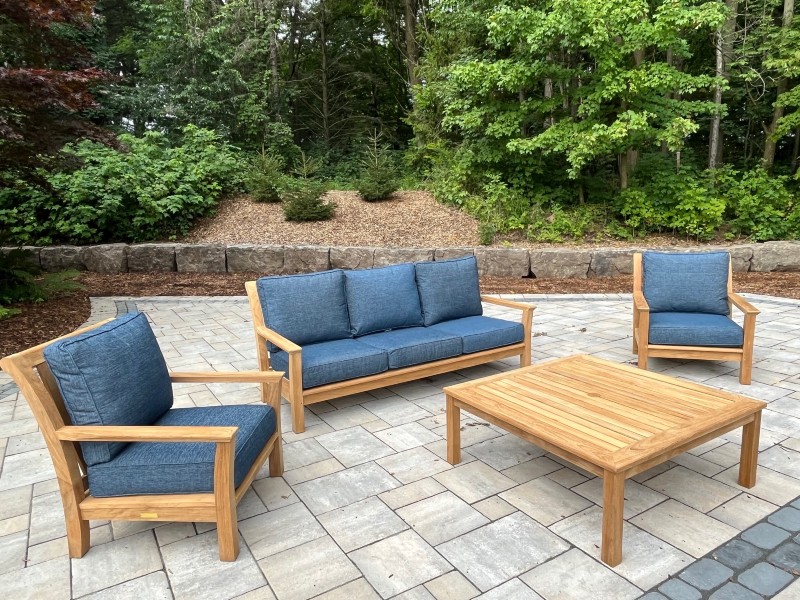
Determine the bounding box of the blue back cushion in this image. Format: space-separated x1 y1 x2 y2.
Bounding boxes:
643 251 730 315
344 264 424 336
43 312 173 466
415 256 483 326
257 269 352 351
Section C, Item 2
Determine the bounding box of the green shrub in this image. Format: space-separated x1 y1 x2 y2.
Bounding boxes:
0 247 82 308
246 151 285 203
527 203 606 242
282 181 335 221
0 125 244 244
478 223 496 245
357 131 399 201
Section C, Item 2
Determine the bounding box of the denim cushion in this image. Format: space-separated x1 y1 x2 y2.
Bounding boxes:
643 251 730 315
87 405 276 497
43 312 173 467
415 256 483 326
344 264 423 336
257 270 352 352
270 339 389 389
428 316 525 354
649 312 744 347
359 327 462 369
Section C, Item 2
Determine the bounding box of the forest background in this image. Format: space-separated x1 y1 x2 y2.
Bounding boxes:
1 0 800 245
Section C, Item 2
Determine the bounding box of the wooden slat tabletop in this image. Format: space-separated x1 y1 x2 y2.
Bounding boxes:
445 355 766 473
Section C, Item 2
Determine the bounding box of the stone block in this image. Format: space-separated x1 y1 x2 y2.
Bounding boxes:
529 249 591 279
659 578 701 600
713 539 765 570
729 245 754 273
81 244 127 273
282 245 330 274
474 247 530 277
751 241 800 272
768 542 800 572
769 507 800 532
742 523 791 550
39 246 84 271
226 245 284 274
737 562 793 596
679 558 733 591
434 248 474 261
0 246 40 269
175 243 226 273
589 249 638 277
372 248 435 267
329 247 374 270
127 244 177 272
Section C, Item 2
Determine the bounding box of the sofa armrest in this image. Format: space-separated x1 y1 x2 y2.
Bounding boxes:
480 295 536 313
170 371 285 384
255 325 302 354
729 293 759 316
56 425 238 443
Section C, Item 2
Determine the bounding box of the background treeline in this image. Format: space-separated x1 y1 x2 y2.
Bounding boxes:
1 0 799 244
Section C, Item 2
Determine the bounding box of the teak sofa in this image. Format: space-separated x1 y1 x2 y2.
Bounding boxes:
247 256 534 432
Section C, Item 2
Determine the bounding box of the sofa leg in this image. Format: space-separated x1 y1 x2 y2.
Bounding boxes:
637 350 648 371
291 397 305 433
269 440 284 476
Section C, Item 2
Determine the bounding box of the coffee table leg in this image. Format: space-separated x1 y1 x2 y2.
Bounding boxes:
601 471 625 567
446 394 461 465
738 410 761 488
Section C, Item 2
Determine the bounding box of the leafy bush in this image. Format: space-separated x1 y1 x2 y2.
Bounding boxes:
527 203 607 242
357 131 399 201
0 125 244 244
246 151 285 203
282 181 335 221
0 248 82 311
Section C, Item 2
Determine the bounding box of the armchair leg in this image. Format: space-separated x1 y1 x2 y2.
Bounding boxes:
632 311 639 354
61 482 90 558
637 347 648 371
740 358 753 385
214 441 239 561
269 440 284 476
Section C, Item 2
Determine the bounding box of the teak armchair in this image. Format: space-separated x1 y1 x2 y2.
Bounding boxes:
0 318 284 562
633 251 759 384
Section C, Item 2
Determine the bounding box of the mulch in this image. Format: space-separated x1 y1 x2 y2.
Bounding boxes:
2 270 799 361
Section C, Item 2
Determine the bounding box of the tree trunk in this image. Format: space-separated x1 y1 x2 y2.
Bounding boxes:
544 53 554 128
403 0 419 87
792 127 800 174
763 0 794 170
709 0 738 169
268 0 280 115
319 0 331 144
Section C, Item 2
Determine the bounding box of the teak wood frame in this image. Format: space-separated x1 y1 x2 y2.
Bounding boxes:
0 320 285 562
632 252 759 384
246 280 535 433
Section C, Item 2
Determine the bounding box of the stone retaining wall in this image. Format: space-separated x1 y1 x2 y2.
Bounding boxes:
4 241 800 278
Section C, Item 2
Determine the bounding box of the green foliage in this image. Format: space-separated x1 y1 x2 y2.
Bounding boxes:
246 150 285 203
282 181 335 221
0 248 82 308
527 204 607 243
0 306 20 320
357 131 399 201
0 126 243 244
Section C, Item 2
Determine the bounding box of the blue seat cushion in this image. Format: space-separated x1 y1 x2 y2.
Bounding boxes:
643 251 730 315
344 263 423 336
649 313 744 347
415 256 483 326
270 339 389 389
428 316 525 354
87 405 276 497
43 312 173 467
359 327 462 369
257 270 352 352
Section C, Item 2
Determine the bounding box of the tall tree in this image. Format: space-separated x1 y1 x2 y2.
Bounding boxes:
0 0 110 170
763 0 795 169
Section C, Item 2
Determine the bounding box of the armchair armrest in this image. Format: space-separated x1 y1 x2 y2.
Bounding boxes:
480 295 536 312
633 292 650 312
169 371 285 384
729 293 759 316
255 325 302 354
56 425 238 443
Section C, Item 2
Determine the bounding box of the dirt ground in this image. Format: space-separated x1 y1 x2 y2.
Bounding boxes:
2 270 799 360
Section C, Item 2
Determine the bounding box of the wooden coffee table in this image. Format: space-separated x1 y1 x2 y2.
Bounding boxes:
444 354 766 566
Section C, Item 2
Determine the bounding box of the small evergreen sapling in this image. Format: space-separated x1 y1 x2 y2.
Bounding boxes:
357 131 398 201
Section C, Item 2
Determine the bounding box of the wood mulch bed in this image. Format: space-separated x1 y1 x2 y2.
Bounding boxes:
2 271 799 361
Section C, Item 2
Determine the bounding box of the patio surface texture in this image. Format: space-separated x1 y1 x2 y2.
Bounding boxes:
1 293 800 600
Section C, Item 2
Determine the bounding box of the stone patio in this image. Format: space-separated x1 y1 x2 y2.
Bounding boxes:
2 293 800 599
